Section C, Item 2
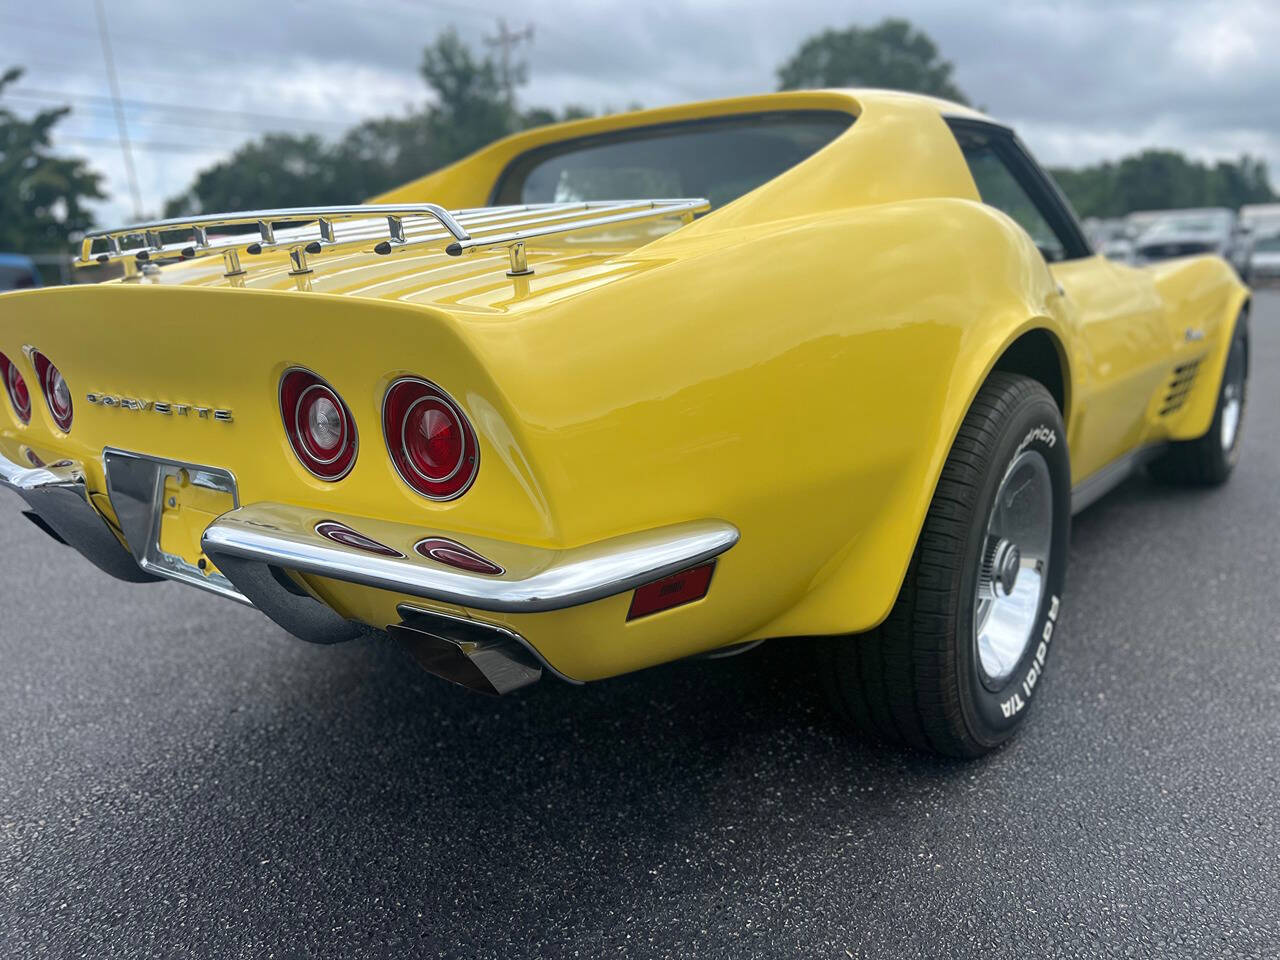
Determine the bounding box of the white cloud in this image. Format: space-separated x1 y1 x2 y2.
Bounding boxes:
2 0 1278 225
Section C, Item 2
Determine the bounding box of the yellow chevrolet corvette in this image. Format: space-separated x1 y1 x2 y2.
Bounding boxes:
0 90 1249 756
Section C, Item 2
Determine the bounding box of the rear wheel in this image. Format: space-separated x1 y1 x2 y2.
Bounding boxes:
819 373 1071 758
1149 311 1248 486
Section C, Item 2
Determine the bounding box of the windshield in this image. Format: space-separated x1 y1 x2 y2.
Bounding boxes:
493 111 852 209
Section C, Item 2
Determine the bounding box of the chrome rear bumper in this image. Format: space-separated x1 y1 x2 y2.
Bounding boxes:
200 503 738 614
0 452 159 584
2 449 739 681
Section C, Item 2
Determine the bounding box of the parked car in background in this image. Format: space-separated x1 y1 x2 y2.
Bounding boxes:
1124 209 1169 239
1241 202 1280 238
0 255 41 292
1131 207 1253 280
1083 217 1136 264
1250 232 1280 280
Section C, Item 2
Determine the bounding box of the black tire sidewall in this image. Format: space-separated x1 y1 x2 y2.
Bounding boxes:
955 390 1071 748
1217 314 1249 469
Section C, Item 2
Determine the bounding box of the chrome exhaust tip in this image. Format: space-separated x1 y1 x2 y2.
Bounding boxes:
390 605 542 696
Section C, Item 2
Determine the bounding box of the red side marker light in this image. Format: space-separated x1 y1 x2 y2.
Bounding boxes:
414 537 504 576
627 561 716 621
315 521 403 558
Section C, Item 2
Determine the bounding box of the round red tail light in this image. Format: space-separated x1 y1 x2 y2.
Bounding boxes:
29 350 71 432
383 378 478 500
279 369 358 480
0 353 30 424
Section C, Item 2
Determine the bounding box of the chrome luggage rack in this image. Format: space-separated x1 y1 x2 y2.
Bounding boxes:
76 198 710 279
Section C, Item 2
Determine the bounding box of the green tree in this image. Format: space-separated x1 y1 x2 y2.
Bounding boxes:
165 133 339 216
166 30 599 215
1048 150 1276 218
777 18 968 104
419 28 513 154
0 67 104 258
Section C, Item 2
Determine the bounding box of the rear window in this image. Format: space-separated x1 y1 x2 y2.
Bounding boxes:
493 111 853 209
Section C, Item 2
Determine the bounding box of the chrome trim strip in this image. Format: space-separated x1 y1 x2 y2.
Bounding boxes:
202 503 740 614
1070 443 1167 515
0 449 159 584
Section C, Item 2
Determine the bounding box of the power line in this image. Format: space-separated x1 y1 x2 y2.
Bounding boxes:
7 98 326 140
8 87 353 132
93 0 143 220
52 118 284 150
52 133 227 155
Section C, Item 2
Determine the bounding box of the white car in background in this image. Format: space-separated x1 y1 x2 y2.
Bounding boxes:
1083 217 1136 264
1241 202 1280 238
1250 232 1280 280
1124 209 1170 239
1130 207 1254 281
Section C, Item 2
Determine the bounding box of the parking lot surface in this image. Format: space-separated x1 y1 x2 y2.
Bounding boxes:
2 293 1279 958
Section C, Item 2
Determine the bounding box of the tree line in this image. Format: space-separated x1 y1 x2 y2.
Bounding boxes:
163 31 596 216
1 18 1274 269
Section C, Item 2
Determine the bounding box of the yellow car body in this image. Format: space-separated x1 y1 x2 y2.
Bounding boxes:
0 89 1249 690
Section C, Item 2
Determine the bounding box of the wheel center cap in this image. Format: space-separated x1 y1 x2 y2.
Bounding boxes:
992 539 1021 596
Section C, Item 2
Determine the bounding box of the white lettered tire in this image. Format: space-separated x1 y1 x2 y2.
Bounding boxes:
819 372 1071 757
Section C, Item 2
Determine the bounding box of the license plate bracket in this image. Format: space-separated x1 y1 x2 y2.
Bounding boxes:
102 448 248 603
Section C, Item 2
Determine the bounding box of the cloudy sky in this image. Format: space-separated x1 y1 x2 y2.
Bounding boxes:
3 0 1278 224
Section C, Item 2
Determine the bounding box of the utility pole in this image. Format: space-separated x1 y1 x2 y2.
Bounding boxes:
484 19 534 114
94 0 144 221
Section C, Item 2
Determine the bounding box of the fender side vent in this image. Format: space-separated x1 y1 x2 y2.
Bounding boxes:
1160 357 1202 416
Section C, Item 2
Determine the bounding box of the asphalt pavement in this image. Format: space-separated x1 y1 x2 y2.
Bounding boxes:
2 293 1280 959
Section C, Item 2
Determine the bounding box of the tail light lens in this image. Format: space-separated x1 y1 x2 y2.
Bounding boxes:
279 369 358 480
0 353 30 424
29 350 72 432
383 377 478 500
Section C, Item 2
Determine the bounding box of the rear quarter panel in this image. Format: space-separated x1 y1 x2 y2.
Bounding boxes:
450 196 1074 668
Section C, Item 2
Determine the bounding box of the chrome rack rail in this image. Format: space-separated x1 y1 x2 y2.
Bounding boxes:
76 198 710 279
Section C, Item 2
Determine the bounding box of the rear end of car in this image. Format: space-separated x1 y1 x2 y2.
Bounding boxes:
0 261 750 692
1 90 879 695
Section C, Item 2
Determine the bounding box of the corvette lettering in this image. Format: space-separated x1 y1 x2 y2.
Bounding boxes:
85 393 233 423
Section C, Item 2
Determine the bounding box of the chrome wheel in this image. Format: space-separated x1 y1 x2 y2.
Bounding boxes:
974 450 1054 687
1220 335 1246 452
